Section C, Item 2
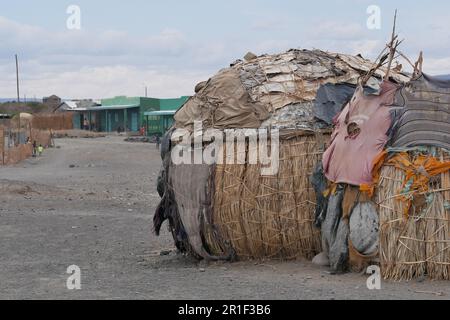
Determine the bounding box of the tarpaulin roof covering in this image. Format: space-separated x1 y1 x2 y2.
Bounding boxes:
390 73 450 150
174 49 409 131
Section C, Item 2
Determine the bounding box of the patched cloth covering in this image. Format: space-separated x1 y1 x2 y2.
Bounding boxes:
323 81 400 186
390 73 450 150
174 68 270 130
174 49 409 131
169 163 221 259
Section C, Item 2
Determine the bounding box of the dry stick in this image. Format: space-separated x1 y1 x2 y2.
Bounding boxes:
414 290 445 297
361 11 400 86
360 50 389 86
418 51 424 72
384 10 398 82
384 42 423 80
394 49 417 70
360 49 402 87
385 40 401 81
414 51 424 77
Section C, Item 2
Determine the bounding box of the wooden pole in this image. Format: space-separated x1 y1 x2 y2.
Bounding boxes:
15 54 21 146
0 126 4 165
384 10 398 81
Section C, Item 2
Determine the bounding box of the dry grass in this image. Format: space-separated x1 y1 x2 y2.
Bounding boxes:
425 192 450 280
425 153 450 280
31 113 74 131
376 151 450 281
376 165 427 280
210 132 326 260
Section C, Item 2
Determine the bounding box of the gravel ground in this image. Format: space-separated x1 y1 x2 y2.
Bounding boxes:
0 136 449 300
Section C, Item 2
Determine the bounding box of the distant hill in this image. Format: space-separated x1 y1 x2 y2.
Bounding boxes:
0 98 43 103
433 74 450 81
0 101 54 115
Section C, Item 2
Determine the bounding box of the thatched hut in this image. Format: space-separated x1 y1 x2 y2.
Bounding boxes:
153 49 408 261
374 74 450 280
317 68 450 280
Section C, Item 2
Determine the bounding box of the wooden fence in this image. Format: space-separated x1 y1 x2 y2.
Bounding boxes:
31 113 74 131
0 125 52 165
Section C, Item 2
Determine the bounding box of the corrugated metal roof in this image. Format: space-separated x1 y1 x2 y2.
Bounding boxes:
144 110 176 116
88 104 140 111
63 101 78 109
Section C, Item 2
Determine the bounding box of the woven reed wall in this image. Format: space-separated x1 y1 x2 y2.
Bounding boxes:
210 133 328 260
0 126 51 165
30 129 52 147
31 113 74 131
376 153 450 281
2 143 33 165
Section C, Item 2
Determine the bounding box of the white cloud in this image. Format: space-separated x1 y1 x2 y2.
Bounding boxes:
0 16 220 98
0 64 210 99
422 57 450 75
251 18 287 31
2 12 450 100
0 16 189 58
301 21 383 58
309 21 367 41
348 39 382 57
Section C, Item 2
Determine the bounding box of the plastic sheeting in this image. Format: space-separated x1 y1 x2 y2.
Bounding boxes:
168 163 216 259
390 73 450 150
349 202 379 255
314 84 377 125
174 68 269 130
174 49 409 131
311 164 329 228
321 184 349 272
260 102 323 130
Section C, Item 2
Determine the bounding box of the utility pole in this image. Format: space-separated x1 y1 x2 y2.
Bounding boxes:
15 54 20 103
145 86 148 97
15 54 21 146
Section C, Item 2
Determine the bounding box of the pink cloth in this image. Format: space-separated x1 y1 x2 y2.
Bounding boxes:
322 81 399 186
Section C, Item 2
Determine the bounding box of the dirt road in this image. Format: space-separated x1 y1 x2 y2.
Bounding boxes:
0 136 449 300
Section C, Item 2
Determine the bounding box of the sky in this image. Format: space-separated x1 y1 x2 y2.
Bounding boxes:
1 0 450 99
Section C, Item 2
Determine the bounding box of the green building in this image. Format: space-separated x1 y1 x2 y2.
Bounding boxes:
144 96 190 135
72 96 189 134
144 110 177 135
